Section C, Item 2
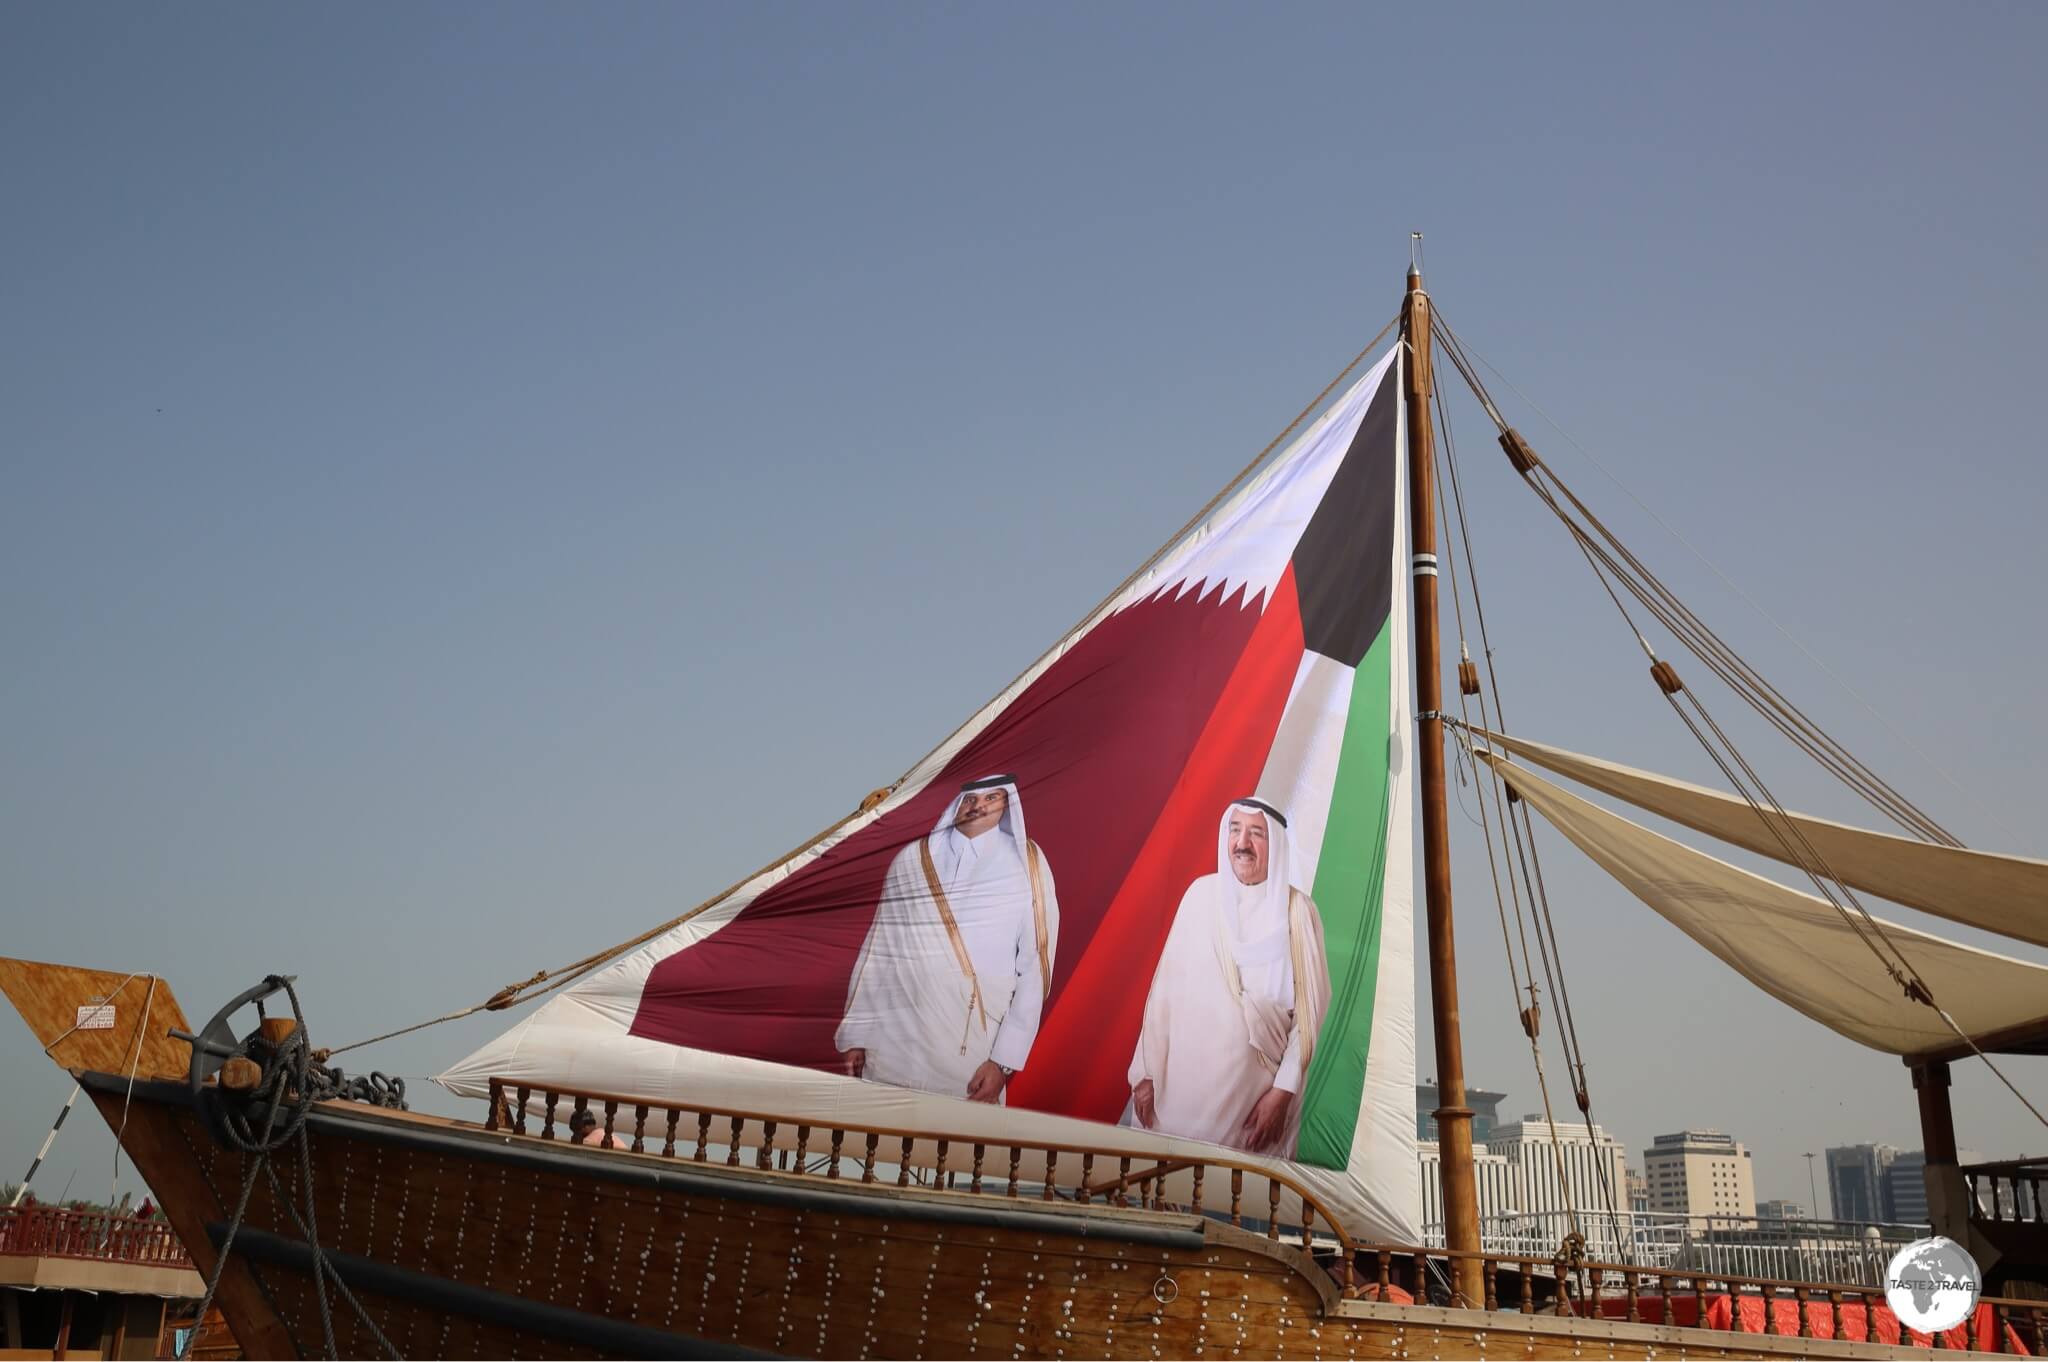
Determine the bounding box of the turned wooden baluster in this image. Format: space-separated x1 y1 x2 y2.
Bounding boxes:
1078 1153 1093 1205
486 1078 504 1131
541 1091 560 1140
827 1128 845 1179
631 1104 649 1154
1266 1179 1281 1240
1004 1146 1020 1197
934 1139 949 1187
1300 1199 1313 1249
1042 1149 1056 1201
898 1137 914 1187
693 1112 710 1161
1410 1253 1425 1301
1623 1270 1640 1323
794 1125 810 1172
1375 1251 1391 1296
660 1108 678 1158
1551 1257 1570 1316
1796 1287 1812 1339
603 1099 620 1146
1189 1165 1204 1214
971 1144 986 1195
514 1085 532 1136
1518 1259 1533 1314
862 1133 879 1184
1483 1260 1498 1312
1229 1168 1242 1226
1115 1157 1130 1208
757 1122 778 1171
726 1116 744 1167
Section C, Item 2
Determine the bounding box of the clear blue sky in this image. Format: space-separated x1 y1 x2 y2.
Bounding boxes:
4 2 2043 1217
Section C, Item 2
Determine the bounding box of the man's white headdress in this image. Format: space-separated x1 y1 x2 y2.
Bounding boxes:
932 774 1029 857
1218 798 1291 901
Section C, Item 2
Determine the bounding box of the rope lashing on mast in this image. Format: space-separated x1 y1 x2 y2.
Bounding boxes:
1429 313 2048 1138
1428 356 1627 1258
326 317 1407 1060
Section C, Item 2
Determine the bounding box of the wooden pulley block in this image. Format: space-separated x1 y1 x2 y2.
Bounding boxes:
1458 660 1480 696
1499 427 1540 475
218 1056 264 1091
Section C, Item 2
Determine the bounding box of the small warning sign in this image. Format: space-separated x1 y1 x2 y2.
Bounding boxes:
75 1004 117 1031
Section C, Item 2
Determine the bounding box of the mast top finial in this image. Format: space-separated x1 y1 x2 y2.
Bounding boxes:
1410 231 1424 278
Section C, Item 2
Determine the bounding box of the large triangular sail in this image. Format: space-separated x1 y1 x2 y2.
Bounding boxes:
442 346 1420 1240
1472 727 2048 949
1483 753 2048 1058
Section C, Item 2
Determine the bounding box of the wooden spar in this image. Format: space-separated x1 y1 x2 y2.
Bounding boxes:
1402 263 1485 1304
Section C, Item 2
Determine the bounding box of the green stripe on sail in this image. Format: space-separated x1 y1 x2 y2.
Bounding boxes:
1296 620 1394 1167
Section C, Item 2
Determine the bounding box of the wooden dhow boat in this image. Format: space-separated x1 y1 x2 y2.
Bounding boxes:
8 257 2048 1359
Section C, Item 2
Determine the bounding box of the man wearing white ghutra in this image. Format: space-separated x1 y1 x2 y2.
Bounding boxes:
836 776 1060 1103
1125 798 1331 1155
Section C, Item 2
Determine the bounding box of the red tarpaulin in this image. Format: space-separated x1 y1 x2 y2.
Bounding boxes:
1582 1293 2028 1353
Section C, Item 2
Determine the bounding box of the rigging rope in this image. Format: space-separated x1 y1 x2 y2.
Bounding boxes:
1428 362 1626 1255
327 316 1406 1059
1428 312 2048 1139
1431 313 1960 848
1445 325 2018 848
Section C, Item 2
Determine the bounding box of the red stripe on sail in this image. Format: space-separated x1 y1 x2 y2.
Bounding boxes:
1006 565 1306 1122
628 578 1270 1070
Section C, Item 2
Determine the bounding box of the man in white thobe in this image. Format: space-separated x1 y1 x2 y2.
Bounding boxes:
835 775 1060 1103
1124 798 1331 1155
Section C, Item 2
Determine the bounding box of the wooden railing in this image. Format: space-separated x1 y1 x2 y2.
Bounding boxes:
479 1081 2048 1350
0 1204 192 1268
1966 1158 2048 1225
484 1077 1352 1255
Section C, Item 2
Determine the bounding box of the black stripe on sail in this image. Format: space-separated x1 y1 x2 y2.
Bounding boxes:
1291 358 1402 667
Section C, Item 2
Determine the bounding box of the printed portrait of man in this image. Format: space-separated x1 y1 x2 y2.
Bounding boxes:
1124 797 1331 1154
835 775 1060 1104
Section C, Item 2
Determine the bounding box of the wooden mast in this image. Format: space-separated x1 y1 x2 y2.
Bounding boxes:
1402 260 1485 1305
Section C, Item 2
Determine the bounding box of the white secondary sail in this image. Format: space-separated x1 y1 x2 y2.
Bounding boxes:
443 347 1421 1242
1474 727 2048 949
1485 753 2048 1058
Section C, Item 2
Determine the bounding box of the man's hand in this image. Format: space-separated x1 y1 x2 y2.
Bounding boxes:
840 1047 866 1079
1132 1078 1157 1129
965 1061 1009 1103
1239 1087 1293 1153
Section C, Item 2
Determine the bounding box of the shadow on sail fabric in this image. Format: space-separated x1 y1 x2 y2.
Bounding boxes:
440 346 1414 1218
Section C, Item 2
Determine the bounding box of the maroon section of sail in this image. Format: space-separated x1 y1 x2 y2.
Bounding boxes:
627 581 1270 1069
1006 565 1305 1122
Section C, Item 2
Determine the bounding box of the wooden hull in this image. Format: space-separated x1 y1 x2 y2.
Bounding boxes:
77 1073 1989 1360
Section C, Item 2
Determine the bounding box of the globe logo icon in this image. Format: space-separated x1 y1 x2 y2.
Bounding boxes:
1884 1236 1981 1334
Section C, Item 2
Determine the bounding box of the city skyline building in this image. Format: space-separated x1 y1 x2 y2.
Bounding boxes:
1825 1144 1898 1222
1643 1129 1756 1221
1416 1082 1508 1144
